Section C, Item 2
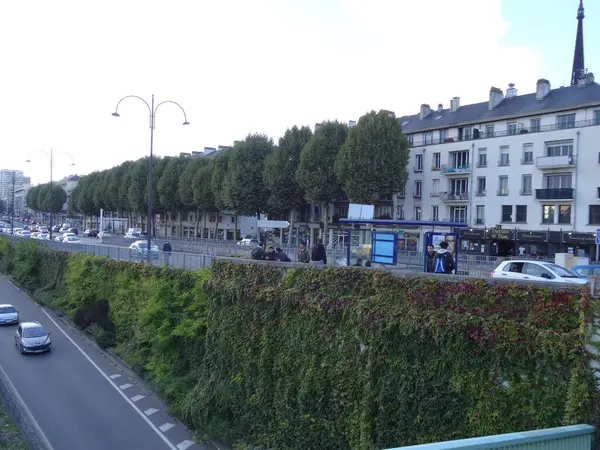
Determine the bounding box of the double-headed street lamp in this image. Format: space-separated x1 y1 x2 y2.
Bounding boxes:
111 94 190 264
26 149 76 241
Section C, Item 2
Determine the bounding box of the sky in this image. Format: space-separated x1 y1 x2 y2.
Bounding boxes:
0 0 597 185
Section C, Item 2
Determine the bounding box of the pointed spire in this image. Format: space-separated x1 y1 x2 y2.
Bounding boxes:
571 0 585 85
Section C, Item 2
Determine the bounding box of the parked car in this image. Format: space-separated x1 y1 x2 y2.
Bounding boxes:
491 260 588 285
15 321 52 354
236 238 259 247
571 265 600 280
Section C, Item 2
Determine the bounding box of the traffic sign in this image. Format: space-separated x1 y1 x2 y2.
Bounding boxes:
596 229 600 245
257 220 290 228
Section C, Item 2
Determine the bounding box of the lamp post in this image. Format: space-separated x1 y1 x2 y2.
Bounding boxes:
26 149 76 241
111 94 190 264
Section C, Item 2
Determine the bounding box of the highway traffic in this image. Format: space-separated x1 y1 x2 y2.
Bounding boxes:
0 276 202 450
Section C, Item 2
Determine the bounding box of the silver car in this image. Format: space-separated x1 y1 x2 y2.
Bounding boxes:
15 321 52 354
0 304 18 325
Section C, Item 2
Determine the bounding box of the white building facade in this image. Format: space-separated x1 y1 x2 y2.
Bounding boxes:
0 170 30 203
397 73 600 258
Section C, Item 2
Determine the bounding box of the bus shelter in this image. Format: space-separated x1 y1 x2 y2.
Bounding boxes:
338 218 468 272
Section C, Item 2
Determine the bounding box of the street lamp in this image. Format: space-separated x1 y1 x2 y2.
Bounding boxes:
111 94 190 264
26 149 76 241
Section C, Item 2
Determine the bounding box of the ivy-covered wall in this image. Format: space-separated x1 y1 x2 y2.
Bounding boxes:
0 237 598 450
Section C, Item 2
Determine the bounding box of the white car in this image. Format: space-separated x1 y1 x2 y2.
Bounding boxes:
491 260 588 285
64 236 82 244
15 321 52 354
236 238 259 247
0 304 19 325
37 233 49 240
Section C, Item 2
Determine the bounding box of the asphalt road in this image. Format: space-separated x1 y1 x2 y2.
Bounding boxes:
0 276 203 450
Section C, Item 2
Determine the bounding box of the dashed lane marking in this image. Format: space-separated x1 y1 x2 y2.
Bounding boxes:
177 440 195 450
144 408 159 416
159 423 175 432
120 383 133 390
131 395 145 402
109 374 122 379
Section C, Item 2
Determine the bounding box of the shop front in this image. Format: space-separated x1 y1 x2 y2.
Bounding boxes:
563 232 597 258
458 228 487 254
488 228 516 257
516 230 549 257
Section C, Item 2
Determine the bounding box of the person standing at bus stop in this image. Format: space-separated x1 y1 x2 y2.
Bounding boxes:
162 241 172 267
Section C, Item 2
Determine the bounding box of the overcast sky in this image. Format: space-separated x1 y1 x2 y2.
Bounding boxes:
0 0 593 184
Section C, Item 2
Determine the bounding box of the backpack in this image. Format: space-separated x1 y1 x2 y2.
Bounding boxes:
434 252 453 273
251 246 266 260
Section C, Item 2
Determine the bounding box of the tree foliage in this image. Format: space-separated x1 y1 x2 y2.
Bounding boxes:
336 110 410 203
297 121 348 205
25 183 68 213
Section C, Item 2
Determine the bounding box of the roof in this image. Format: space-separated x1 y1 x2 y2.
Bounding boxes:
398 81 600 134
339 218 468 228
20 321 42 328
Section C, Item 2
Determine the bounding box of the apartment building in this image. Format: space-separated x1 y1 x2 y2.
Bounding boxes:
0 170 30 203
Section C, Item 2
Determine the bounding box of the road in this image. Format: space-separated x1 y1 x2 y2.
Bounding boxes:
0 276 203 450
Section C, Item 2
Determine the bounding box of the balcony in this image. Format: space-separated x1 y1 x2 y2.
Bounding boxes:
475 218 484 225
413 165 423 173
441 163 471 175
535 155 575 169
443 192 469 202
535 188 575 201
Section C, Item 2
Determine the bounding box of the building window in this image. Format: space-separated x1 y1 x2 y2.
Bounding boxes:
498 176 508 195
594 110 600 126
546 140 573 157
414 207 421 221
396 205 405 220
476 205 485 224
451 151 469 168
558 205 571 224
544 173 572 189
415 154 423 171
439 129 448 142
589 205 600 224
556 113 576 129
407 135 413 146
450 178 468 195
515 205 527 223
414 181 422 197
432 152 441 169
530 118 541 132
431 179 440 196
424 132 433 144
450 206 467 223
501 205 512 222
508 122 517 135
542 205 555 224
522 143 533 164
485 125 494 138
521 174 532 195
398 187 406 198
458 126 472 141
499 146 510 166
477 177 486 195
431 205 439 221
477 148 487 167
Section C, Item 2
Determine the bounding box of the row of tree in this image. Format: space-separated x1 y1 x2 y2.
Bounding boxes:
25 184 68 215
27 110 410 234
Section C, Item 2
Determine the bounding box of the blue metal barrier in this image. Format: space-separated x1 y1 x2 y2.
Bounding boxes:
384 424 595 450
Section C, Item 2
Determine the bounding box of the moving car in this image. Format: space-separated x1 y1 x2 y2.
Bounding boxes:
15 321 52 354
491 260 588 285
571 265 600 280
129 240 160 260
0 304 19 325
64 236 82 244
83 229 98 238
236 238 259 247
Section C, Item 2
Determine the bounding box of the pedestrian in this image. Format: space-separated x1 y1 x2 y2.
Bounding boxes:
265 246 278 261
298 241 310 263
311 239 327 265
433 241 455 274
425 244 437 273
162 242 172 266
276 247 291 262
251 242 266 260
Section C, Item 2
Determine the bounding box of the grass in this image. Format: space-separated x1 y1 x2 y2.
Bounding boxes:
0 407 27 450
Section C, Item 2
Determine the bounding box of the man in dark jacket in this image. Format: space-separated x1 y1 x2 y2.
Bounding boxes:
425 244 436 273
298 241 310 263
276 247 291 262
162 242 172 266
311 239 327 265
433 241 455 274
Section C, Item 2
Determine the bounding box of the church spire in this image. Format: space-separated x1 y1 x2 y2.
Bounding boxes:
570 0 585 85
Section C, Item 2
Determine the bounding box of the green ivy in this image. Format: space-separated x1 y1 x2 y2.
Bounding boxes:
0 237 598 449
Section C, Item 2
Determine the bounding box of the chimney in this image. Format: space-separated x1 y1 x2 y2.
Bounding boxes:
218 145 232 151
348 120 357 128
203 147 216 156
505 83 518 98
179 152 191 157
535 79 551 100
586 72 595 84
437 103 443 112
315 122 322 131
488 87 504 110
450 97 460 112
419 104 431 120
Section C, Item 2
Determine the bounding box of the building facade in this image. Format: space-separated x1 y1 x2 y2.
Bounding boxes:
0 170 30 204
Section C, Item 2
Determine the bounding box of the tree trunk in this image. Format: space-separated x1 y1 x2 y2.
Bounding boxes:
289 208 295 245
194 208 200 239
234 215 238 240
203 210 207 239
322 203 329 247
178 211 183 238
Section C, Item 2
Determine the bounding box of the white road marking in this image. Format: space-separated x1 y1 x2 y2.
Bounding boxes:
177 440 195 450
159 423 175 432
120 383 133 390
40 308 180 450
109 373 122 379
131 395 145 402
144 408 159 416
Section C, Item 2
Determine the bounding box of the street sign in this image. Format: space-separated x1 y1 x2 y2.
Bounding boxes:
257 220 290 228
596 229 600 245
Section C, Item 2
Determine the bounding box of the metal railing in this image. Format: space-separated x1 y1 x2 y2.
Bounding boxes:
440 164 471 174
409 118 600 148
535 188 575 200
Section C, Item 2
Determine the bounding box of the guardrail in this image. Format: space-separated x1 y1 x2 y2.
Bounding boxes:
384 424 595 450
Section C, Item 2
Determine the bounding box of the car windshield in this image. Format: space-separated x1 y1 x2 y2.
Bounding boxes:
137 243 147 249
23 327 46 338
542 263 579 278
0 306 16 314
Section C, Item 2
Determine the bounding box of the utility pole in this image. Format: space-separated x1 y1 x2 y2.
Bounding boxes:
10 171 15 235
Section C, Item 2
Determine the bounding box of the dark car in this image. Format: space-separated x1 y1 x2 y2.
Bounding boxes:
83 229 98 238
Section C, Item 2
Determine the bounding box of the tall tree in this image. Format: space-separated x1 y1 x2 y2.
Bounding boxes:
297 121 348 244
211 152 231 212
264 125 312 218
128 158 149 228
192 160 216 237
26 187 39 211
226 134 273 218
178 157 204 209
158 156 187 236
335 110 410 203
